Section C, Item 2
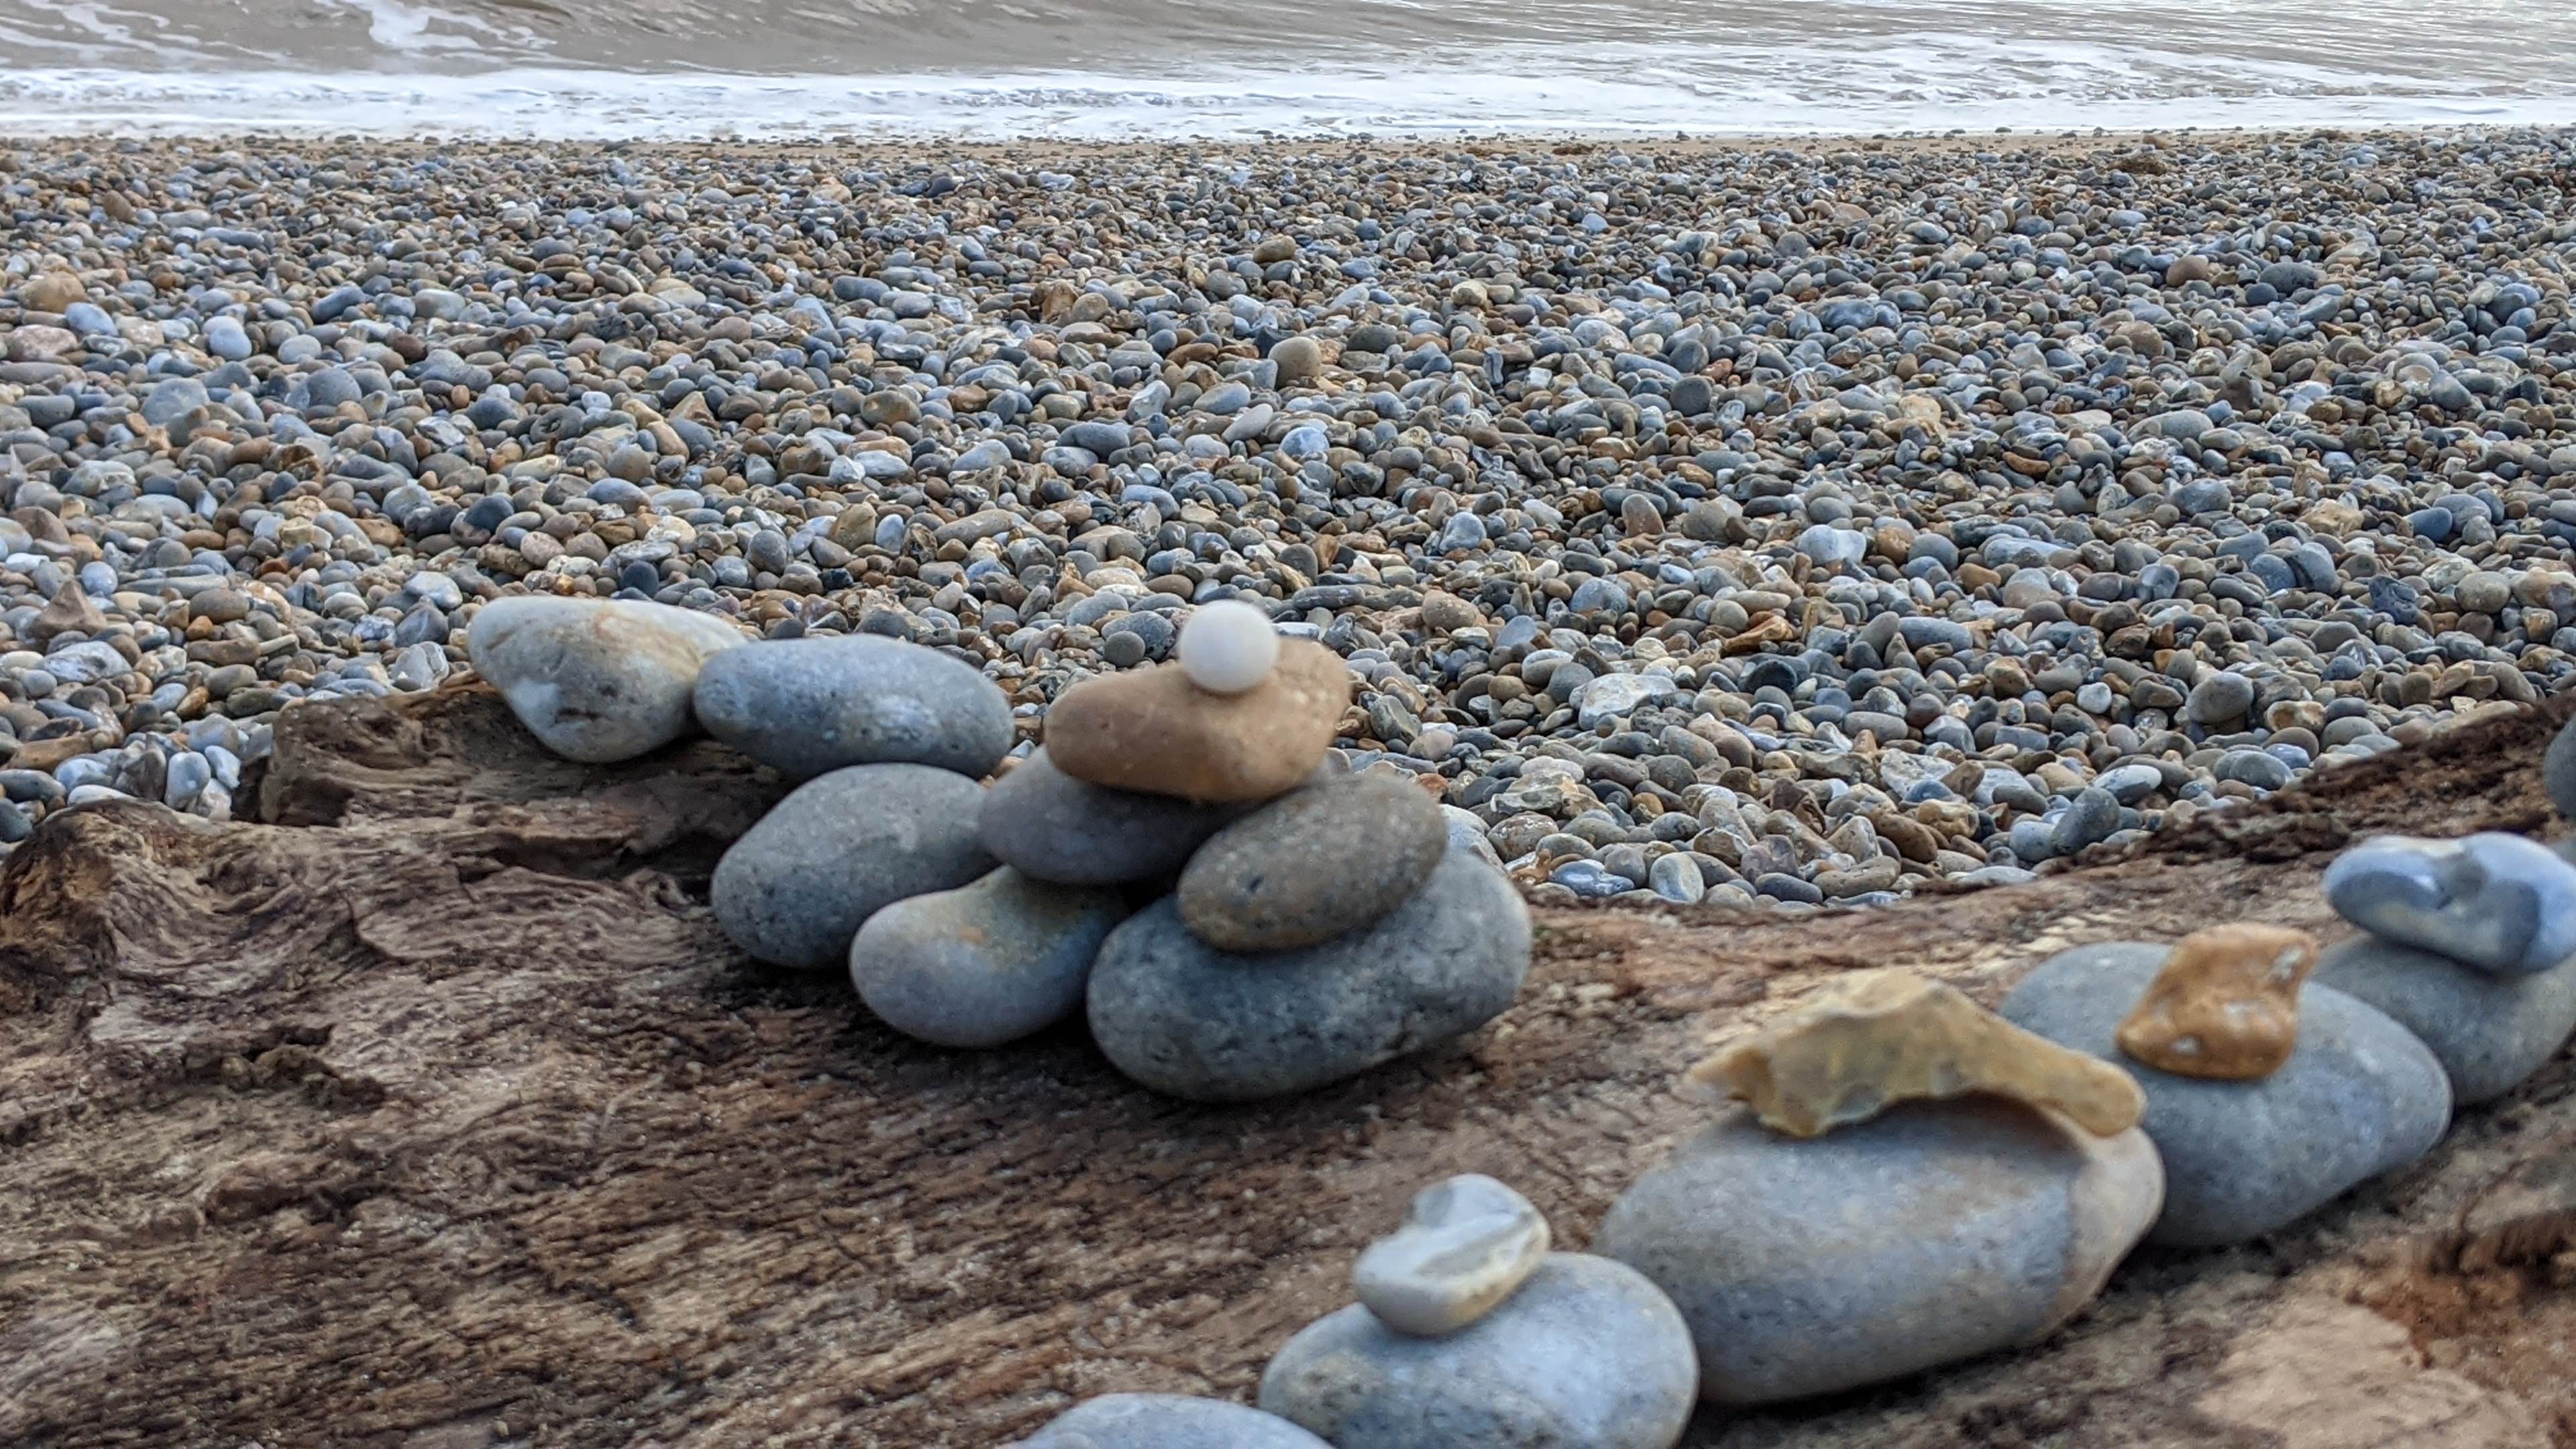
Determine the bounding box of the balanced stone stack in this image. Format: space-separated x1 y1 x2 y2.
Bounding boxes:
2003 926 2451 1245
984 600 1534 1102
1595 971 2164 1404
2311 831 2576 1105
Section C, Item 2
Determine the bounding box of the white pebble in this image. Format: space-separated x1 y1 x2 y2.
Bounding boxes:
1177 600 1279 695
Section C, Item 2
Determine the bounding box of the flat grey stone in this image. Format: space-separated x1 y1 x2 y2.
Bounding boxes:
2323 832 2576 975
1352 1174 1550 1337
712 763 996 970
979 748 1255 885
1594 1099 2159 1405
693 634 1012 780
1087 845 1531 1102
1260 1254 1696 1448
2000 942 2451 1246
1178 772 1448 951
2313 935 2576 1105
466 596 743 763
1019 1393 1328 1448
851 867 1128 1048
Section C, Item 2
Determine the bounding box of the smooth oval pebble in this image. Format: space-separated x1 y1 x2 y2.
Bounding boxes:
2000 941 2451 1246
979 748 1256 885
1020 1393 1330 1448
1044 639 1348 803
2312 935 2576 1105
1352 1173 1551 1336
1179 771 1448 951
1261 1254 1697 1449
1176 598 1281 694
1087 845 1531 1101
2322 832 2576 975
851 867 1128 1048
693 633 1013 780
1594 1098 2161 1404
466 596 742 763
712 763 996 970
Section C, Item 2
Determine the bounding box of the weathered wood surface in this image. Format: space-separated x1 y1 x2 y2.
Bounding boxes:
3 685 2571 1447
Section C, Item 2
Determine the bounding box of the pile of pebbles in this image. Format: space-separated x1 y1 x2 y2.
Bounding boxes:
9 131 2576 900
468 591 1531 1097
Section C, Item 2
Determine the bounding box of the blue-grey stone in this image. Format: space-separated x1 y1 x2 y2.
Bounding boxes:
202 315 253 361
1794 523 1868 569
1087 845 1530 1102
142 377 208 427
305 366 361 409
467 596 744 763
2096 763 2164 804
2049 786 2121 855
2324 833 2576 975
1648 852 1706 904
2550 716 2576 820
692 634 1012 780
979 747 1254 885
2314 935 2576 1105
712 763 996 971
2214 749 2292 791
1022 1395 1328 1449
1595 1099 2161 1405
1259 1254 1696 1449
1568 578 1630 616
2000 942 2451 1246
850 867 1127 1048
1179 772 1448 951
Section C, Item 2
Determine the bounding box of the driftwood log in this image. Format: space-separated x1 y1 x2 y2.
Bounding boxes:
4 684 2573 1447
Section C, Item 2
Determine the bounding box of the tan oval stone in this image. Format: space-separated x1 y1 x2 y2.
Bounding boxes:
2114 924 2318 1081
1044 639 1349 802
1689 969 2145 1138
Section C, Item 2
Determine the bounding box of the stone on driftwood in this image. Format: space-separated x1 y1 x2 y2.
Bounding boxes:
1042 639 1349 803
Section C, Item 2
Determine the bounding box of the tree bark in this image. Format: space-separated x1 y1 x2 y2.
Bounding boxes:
3 686 2572 1447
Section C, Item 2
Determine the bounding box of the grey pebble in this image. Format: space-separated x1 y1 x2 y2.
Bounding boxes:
980 747 1254 885
1178 771 1448 951
712 763 996 970
694 634 1014 780
1019 1394 1330 1449
2312 934 2576 1105
851 866 1128 1048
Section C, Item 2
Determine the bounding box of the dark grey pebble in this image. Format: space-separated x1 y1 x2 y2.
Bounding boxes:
712 763 996 970
693 634 1013 780
980 748 1254 885
1178 772 1448 951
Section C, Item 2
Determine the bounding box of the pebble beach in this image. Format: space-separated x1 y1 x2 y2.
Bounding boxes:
6 128 2576 910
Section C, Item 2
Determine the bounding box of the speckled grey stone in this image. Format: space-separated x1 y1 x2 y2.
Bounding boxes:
712 763 996 970
2000 942 2451 1246
2322 833 2576 975
693 634 1013 780
1087 845 1531 1102
2546 716 2576 820
851 867 1128 1048
1179 772 1448 951
2312 935 2576 1105
466 595 743 762
1018 1393 1330 1448
1593 1099 2161 1405
979 749 1256 885
1259 1254 1696 1449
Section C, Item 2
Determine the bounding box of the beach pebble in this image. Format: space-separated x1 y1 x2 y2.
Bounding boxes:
1046 639 1348 802
1594 1098 2161 1405
2313 935 2576 1104
2001 942 2451 1246
979 747 1256 884
712 763 996 970
1261 1254 1697 1449
1352 1175 1552 1337
693 634 1013 780
465 596 742 763
1175 598 1281 695
2323 833 2576 975
1087 845 1530 1101
851 867 1128 1048
1178 771 1448 950
2546 716 2576 820
2114 924 2320 1080
1020 1394 1330 1449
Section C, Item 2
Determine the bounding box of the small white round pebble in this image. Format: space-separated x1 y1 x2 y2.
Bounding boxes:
1177 600 1281 695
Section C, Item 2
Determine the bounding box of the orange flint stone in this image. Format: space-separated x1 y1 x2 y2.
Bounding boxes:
2114 924 2320 1081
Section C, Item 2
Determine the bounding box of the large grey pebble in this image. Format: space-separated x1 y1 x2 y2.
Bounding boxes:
1087 845 1530 1101
1260 1254 1696 1449
2324 833 2576 975
851 867 1127 1048
464 596 743 763
1178 772 1448 951
2313 935 2576 1105
2549 716 2576 821
693 634 1012 780
1352 1173 1550 1336
1594 1099 2160 1404
1018 1393 1329 1448
2000 942 2450 1246
712 763 996 970
979 747 1254 884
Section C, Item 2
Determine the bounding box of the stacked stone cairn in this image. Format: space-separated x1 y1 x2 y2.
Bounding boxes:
466 592 1531 1095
